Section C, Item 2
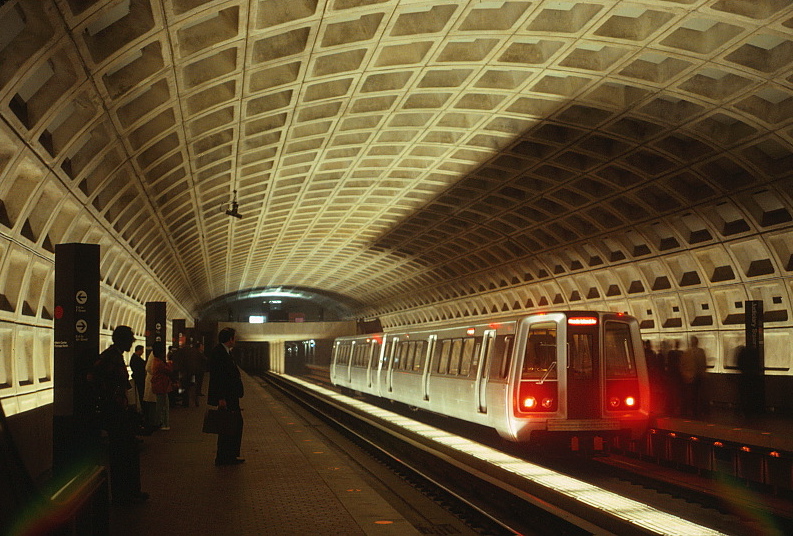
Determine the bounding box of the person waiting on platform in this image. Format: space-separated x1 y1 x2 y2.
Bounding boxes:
145 350 174 430
679 336 707 418
129 344 151 435
89 326 149 505
184 341 207 406
208 327 245 466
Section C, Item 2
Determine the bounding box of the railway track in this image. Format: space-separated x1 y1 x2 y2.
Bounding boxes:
262 372 788 536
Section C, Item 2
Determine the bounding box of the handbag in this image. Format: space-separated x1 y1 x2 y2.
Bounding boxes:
202 408 241 435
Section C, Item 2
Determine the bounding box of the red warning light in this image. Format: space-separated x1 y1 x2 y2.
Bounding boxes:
54 306 64 320
466 328 476 336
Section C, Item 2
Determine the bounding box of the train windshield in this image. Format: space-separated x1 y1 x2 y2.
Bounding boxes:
603 322 638 378
522 322 557 380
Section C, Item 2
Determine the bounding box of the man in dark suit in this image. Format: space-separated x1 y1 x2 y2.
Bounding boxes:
208 327 245 465
91 326 149 504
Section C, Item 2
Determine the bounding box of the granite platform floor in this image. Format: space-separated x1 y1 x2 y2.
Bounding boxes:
109 372 439 536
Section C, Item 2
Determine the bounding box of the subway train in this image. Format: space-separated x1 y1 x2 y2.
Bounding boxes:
330 311 650 449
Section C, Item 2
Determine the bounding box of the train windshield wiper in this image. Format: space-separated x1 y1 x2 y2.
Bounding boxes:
537 361 556 384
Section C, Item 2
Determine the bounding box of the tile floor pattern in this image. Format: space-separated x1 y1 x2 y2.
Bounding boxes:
110 373 422 536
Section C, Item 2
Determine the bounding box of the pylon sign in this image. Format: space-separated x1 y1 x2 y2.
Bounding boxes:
53 243 99 417
146 302 166 359
53 243 100 474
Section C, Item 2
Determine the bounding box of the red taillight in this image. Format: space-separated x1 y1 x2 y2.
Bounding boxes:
609 395 638 409
568 316 597 326
466 327 476 336
518 382 557 413
606 379 640 411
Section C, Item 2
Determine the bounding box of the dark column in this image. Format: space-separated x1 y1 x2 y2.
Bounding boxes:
744 300 764 368
146 302 166 359
53 243 100 474
744 300 765 410
172 319 186 347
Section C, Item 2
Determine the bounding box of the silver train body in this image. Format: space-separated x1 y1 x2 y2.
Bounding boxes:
330 311 650 446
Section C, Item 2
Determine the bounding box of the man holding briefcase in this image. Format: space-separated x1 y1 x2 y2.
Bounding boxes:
207 327 245 466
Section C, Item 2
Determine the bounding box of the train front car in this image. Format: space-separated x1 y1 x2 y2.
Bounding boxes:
330 334 384 395
502 311 650 451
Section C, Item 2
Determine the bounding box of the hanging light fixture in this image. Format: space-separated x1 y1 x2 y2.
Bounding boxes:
225 189 242 219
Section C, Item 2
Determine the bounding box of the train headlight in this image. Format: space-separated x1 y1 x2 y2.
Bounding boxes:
523 397 537 409
609 397 621 408
624 396 636 407
541 397 554 409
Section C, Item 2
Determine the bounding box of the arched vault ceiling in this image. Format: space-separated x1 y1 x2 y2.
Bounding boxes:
2 0 793 321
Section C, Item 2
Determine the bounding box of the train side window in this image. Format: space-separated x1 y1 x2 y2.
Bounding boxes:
385 341 399 370
499 335 515 379
603 322 637 378
369 344 378 370
449 339 463 375
397 341 407 370
459 338 476 376
476 336 493 378
391 342 404 370
437 339 451 374
360 344 367 367
406 341 417 371
370 342 379 369
414 341 426 372
384 341 394 370
523 323 558 380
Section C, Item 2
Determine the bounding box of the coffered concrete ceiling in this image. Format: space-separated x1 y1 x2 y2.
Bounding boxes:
1 0 793 328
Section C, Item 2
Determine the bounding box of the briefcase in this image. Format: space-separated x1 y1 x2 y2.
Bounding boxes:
202 408 241 435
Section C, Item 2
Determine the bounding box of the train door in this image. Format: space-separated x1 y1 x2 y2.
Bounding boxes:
385 337 397 393
373 339 384 396
476 330 496 414
366 339 376 389
423 335 436 401
344 341 352 385
332 341 346 383
566 317 600 419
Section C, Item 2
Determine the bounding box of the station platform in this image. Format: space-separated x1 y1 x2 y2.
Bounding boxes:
643 408 793 497
653 409 793 453
109 372 436 536
108 370 793 535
